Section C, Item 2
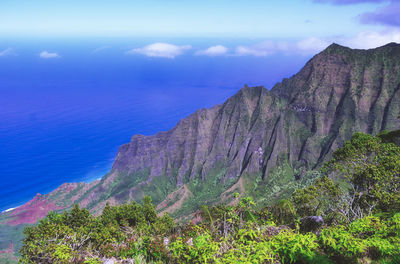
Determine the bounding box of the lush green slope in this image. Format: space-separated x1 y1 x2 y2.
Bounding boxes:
72 42 400 217
19 131 400 263
2 43 400 261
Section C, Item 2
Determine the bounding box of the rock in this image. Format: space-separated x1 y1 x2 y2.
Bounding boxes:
5 42 400 227
102 257 117 264
121 259 134 264
108 43 400 202
300 216 324 232
163 237 170 247
3 43 400 260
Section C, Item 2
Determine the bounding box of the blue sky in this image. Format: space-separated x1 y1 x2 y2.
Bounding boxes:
0 0 399 56
0 0 392 37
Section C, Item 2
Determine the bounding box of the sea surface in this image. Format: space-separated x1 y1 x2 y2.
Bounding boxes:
0 38 311 212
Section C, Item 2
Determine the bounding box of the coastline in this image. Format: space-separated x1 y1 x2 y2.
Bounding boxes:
0 164 111 214
1 206 20 214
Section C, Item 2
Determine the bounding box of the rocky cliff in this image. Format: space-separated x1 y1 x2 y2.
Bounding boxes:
103 43 400 209
2 43 400 260
115 43 400 179
2 42 400 226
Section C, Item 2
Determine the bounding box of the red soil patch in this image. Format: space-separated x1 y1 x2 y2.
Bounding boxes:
56 182 77 193
0 242 18 261
157 184 192 215
0 242 13 254
6 194 64 226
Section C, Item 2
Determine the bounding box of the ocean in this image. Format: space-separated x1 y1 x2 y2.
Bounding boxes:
0 38 311 212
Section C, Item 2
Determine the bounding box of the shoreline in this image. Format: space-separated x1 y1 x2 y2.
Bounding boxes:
1 205 20 214
0 166 110 215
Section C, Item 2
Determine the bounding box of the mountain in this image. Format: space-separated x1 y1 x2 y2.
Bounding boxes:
77 42 400 214
1 43 400 258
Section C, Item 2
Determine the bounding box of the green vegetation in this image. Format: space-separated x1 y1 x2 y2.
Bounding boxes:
19 196 174 264
0 225 25 253
19 132 400 263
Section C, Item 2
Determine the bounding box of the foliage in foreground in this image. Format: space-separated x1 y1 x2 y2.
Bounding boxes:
19 132 400 263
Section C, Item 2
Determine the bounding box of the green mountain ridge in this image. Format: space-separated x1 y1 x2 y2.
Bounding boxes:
1 42 400 260
81 42 400 215
18 131 400 263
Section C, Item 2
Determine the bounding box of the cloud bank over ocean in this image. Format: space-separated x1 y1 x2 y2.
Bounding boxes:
196 45 228 56
40 51 60 59
0 48 16 57
127 43 191 58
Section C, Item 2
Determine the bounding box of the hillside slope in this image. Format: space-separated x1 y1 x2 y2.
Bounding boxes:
76 42 400 214
1 43 400 257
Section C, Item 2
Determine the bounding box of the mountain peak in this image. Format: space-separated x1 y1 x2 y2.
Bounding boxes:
380 42 400 48
4 40 400 240
326 42 346 49
238 85 266 95
320 43 351 55
321 42 400 55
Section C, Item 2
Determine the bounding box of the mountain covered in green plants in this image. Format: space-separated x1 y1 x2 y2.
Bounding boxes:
1 42 400 262
47 42 400 216
17 131 400 263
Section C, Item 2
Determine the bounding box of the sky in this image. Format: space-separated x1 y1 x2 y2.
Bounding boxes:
0 0 399 57
0 0 393 37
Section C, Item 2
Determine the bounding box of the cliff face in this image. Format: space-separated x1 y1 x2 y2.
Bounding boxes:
2 43 400 224
2 43 400 259
270 43 400 168
112 86 282 183
109 42 400 193
59 43 400 214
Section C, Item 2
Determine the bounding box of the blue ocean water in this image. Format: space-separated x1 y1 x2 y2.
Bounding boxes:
0 38 311 212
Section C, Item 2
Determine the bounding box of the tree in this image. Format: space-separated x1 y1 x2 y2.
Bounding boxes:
67 203 92 228
101 202 117 226
324 132 400 220
269 199 297 225
292 176 342 219
142 196 157 223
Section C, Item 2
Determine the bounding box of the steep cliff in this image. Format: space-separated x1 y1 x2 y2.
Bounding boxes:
2 43 400 260
3 42 400 224
87 42 400 213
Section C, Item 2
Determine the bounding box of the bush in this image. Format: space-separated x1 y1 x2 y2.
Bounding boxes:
19 131 400 263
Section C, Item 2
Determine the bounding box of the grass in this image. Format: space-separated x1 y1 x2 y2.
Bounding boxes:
0 224 26 256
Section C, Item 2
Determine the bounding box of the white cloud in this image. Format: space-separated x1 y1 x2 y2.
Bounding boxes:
291 31 400 53
196 45 228 56
296 37 330 54
339 29 400 49
276 41 290 52
231 32 399 59
0 48 16 57
234 40 302 56
125 32 399 61
235 41 276 57
40 51 60 59
127 43 191 58
92 46 110 54
235 46 270 56
295 30 400 52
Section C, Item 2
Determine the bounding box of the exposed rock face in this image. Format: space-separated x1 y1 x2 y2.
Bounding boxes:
111 43 400 187
2 43 400 260
112 87 282 183
300 216 324 232
270 43 400 169
3 42 400 222
36 42 399 214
